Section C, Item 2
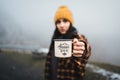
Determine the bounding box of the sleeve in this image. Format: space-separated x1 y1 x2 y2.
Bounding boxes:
72 34 91 65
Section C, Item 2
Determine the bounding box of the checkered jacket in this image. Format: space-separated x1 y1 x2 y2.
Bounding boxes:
45 34 91 80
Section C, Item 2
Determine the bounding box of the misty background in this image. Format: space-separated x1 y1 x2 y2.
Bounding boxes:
0 0 120 66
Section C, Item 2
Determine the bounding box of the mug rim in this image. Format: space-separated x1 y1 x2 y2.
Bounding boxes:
54 39 72 41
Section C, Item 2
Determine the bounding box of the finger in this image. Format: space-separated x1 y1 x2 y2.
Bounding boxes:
74 46 85 50
73 54 82 57
74 42 85 46
73 50 84 54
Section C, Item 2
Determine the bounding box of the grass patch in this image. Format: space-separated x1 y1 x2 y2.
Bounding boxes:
1 52 120 80
1 52 46 69
0 52 45 80
89 61 120 74
85 67 106 80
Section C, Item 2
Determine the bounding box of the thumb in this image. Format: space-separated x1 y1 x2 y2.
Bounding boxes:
73 38 79 43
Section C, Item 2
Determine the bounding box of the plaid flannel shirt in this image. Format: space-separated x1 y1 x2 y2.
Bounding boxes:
45 34 91 80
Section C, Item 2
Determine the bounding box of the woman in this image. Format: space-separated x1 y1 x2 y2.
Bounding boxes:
45 5 91 80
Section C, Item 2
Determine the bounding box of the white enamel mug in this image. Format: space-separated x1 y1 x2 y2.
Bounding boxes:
54 39 72 58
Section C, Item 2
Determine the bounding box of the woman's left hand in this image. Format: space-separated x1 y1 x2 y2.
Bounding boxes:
72 38 85 57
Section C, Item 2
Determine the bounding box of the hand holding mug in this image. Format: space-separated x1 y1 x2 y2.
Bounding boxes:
72 38 85 57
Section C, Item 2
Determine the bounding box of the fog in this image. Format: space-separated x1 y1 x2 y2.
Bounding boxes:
0 0 120 66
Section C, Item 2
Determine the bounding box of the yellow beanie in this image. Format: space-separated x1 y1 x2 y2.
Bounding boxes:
54 5 74 25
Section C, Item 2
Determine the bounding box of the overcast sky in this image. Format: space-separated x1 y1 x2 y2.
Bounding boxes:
0 0 120 66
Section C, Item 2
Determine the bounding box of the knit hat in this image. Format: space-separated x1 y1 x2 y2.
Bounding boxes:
54 5 74 25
